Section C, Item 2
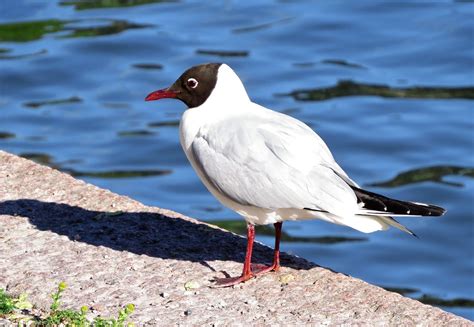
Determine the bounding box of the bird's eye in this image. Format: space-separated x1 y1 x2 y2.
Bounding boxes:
187 78 198 89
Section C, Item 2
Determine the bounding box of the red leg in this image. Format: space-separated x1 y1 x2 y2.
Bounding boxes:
214 223 256 287
252 222 282 275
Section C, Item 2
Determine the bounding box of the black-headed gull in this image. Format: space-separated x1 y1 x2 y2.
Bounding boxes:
145 63 446 287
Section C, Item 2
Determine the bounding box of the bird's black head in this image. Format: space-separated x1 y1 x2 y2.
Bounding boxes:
145 63 222 108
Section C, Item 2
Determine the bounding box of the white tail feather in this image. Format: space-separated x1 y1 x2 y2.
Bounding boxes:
377 216 415 236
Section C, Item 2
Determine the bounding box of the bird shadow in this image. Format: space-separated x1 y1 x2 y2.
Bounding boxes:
0 199 316 271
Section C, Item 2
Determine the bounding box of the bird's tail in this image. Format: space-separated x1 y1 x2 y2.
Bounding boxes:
306 186 445 235
350 186 445 236
351 186 446 217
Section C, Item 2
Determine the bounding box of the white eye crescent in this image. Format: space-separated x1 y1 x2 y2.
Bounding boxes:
187 78 198 89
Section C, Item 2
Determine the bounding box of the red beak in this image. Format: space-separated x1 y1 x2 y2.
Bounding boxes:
145 88 178 101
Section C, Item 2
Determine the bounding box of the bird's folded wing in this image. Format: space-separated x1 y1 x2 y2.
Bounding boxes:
191 111 359 218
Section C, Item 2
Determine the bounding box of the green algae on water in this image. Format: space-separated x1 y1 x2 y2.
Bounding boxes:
0 20 64 42
60 0 175 10
368 165 474 188
283 80 474 101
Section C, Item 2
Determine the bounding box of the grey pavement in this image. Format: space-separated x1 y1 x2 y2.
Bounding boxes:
0 150 471 326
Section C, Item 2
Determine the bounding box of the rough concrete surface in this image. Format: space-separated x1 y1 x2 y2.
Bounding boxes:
0 150 471 326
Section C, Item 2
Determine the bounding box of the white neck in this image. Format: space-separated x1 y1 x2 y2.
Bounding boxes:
201 64 250 110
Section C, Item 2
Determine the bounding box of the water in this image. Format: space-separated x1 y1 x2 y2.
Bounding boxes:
1 0 473 319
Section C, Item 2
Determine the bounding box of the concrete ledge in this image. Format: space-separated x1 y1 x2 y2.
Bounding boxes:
0 150 471 326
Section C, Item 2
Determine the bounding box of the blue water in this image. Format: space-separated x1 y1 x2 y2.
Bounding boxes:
1 0 473 320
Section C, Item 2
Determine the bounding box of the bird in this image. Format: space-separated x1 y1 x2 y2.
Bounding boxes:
145 63 446 287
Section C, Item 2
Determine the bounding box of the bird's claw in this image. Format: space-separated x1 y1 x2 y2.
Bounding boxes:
251 263 280 275
213 263 280 287
212 273 254 288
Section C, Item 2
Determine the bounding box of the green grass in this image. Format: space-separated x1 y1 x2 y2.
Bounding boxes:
0 289 15 315
0 282 135 326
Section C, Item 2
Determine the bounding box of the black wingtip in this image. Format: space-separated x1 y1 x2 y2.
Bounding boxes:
351 186 446 217
428 204 447 216
422 203 446 217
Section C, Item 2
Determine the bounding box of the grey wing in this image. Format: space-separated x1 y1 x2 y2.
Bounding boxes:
191 110 359 218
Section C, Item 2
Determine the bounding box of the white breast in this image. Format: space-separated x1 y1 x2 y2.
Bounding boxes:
179 110 246 217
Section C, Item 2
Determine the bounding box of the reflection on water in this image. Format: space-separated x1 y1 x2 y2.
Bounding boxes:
102 103 130 109
66 169 171 178
19 153 54 166
232 17 294 33
209 219 367 244
0 19 151 42
293 59 367 69
60 0 174 10
382 286 474 308
118 130 155 137
196 49 249 57
63 19 151 38
132 63 163 70
321 59 366 69
294 59 366 69
284 80 474 101
24 96 82 108
0 132 15 139
368 166 474 188
0 20 64 42
148 120 180 128
417 295 474 308
19 153 170 178
382 286 418 296
0 49 47 60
